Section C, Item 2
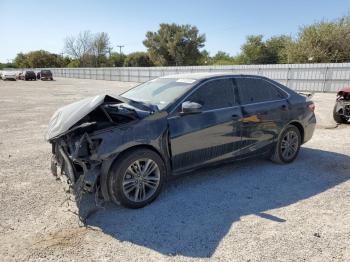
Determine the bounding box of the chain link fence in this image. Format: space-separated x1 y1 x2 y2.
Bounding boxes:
6 63 350 92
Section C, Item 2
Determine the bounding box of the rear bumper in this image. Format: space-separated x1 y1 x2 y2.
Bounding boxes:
41 76 53 80
303 113 316 144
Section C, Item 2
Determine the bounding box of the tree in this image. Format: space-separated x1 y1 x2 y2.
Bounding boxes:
67 60 80 68
198 50 211 65
239 35 270 64
64 31 112 67
123 52 153 67
14 53 30 68
211 51 237 65
265 35 293 64
108 52 126 67
92 32 111 66
13 50 69 68
286 16 350 63
0 62 17 69
143 23 206 66
237 35 292 64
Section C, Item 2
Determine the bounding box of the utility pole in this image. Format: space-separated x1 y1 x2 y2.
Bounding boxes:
117 45 124 55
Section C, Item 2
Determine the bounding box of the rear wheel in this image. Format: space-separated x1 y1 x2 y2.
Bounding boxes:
108 148 166 208
271 125 301 164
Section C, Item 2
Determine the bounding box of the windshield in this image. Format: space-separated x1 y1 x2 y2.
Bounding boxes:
121 78 197 110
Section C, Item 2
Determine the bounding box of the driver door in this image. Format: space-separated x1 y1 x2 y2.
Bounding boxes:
167 78 242 172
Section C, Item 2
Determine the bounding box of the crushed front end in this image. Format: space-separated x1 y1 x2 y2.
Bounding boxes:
46 94 151 208
50 132 103 194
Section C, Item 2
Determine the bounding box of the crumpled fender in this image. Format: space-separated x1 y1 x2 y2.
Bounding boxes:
95 111 171 201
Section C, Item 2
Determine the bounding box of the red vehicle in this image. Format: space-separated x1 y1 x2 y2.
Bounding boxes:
333 87 350 123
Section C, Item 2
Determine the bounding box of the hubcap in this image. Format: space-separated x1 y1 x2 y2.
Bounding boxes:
281 130 299 160
122 158 160 202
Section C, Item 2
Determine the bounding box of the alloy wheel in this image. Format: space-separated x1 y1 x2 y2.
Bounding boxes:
122 158 160 202
281 130 299 160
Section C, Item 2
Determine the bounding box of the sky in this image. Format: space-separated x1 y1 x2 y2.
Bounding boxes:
0 0 349 63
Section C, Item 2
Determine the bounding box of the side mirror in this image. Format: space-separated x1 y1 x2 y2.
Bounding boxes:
181 101 202 115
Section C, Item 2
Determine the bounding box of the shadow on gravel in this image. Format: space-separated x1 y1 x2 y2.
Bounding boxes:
83 148 350 258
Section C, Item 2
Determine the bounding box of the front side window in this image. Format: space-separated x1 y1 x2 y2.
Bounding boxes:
235 78 286 104
186 78 235 111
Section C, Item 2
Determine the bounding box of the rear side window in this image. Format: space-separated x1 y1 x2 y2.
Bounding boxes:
187 79 236 110
235 78 286 104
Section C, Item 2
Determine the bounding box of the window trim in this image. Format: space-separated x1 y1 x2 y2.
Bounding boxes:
234 76 290 106
169 76 291 115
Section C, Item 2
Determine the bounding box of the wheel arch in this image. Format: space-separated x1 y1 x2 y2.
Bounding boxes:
288 121 305 144
99 143 169 201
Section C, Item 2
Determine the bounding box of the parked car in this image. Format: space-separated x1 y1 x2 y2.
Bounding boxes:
17 72 23 80
333 87 350 123
20 70 36 81
38 70 53 80
1 71 17 80
46 73 316 208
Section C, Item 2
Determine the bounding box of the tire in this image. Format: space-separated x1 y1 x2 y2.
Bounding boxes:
108 148 166 208
271 125 301 164
333 105 348 124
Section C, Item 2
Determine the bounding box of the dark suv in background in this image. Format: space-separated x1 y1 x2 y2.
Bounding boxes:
47 73 316 208
37 70 53 80
20 70 36 81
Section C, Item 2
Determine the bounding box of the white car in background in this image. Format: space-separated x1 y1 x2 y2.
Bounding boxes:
1 71 17 80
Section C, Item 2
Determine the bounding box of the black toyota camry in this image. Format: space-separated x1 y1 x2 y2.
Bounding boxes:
46 73 316 208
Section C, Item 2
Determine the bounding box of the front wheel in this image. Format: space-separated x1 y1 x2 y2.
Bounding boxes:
271 125 301 164
108 148 166 208
333 105 349 124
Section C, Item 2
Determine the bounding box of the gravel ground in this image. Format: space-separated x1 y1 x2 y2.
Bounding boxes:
0 78 349 262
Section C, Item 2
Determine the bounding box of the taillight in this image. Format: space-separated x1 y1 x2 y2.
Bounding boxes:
308 103 315 112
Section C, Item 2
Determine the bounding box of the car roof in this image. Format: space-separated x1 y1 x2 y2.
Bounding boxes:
160 72 264 81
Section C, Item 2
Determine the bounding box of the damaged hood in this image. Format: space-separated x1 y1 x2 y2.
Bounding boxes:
46 94 121 140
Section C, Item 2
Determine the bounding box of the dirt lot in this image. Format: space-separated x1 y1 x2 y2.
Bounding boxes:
0 78 349 262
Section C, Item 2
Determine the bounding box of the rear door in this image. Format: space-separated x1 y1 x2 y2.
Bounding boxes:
234 77 289 155
168 78 242 172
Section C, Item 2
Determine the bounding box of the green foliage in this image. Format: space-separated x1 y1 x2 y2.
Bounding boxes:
237 35 292 64
14 50 70 68
143 23 205 66
108 53 126 67
211 51 237 65
239 35 270 64
0 62 17 69
123 52 153 67
265 35 293 63
67 60 80 68
286 16 350 63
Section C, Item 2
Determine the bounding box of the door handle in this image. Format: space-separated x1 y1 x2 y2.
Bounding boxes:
232 114 240 120
281 104 288 111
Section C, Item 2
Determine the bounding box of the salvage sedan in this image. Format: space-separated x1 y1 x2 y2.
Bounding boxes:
46 73 316 208
333 87 350 123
